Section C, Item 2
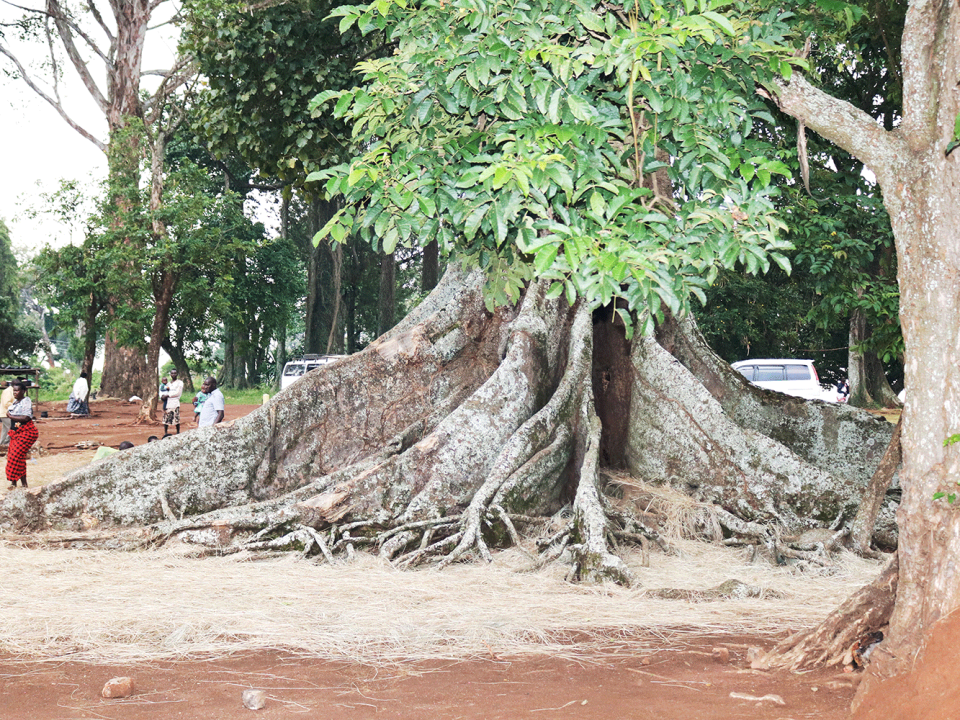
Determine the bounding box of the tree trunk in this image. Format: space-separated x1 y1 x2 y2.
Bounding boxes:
378 251 396 337
769 2 960 703
850 417 902 555
422 240 439 292
848 309 901 409
81 298 98 378
0 269 894 593
100 330 149 399
325 243 343 354
160 336 193 392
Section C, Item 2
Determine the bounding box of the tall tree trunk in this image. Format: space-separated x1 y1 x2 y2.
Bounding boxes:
847 307 876 407
422 240 439 293
100 331 149 399
221 319 238 388
769 5 960 703
848 309 901 408
79 295 100 378
325 243 343 354
160 336 193 392
378 251 396 337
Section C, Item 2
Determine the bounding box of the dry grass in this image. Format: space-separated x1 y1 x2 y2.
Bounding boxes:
0 536 883 665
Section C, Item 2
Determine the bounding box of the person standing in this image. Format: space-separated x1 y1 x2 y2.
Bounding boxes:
192 389 208 426
197 377 225 427
163 369 184 435
0 381 15 450
5 381 38 489
67 371 90 416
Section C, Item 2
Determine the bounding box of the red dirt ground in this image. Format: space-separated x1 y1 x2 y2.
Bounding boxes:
0 637 861 720
25 397 261 453
2 397 878 719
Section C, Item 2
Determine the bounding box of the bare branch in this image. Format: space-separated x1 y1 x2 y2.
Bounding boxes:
0 44 106 151
85 0 113 43
45 0 110 113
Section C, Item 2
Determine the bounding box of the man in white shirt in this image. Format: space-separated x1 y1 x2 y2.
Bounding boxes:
163 369 185 435
197 377 225 427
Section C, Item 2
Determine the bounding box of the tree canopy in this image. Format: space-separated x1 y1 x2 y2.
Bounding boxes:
0 220 39 364
312 0 812 331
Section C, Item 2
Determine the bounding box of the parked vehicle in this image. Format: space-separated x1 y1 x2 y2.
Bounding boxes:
280 355 343 390
730 359 833 401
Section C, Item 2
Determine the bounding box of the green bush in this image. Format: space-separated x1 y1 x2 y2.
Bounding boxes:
37 366 101 402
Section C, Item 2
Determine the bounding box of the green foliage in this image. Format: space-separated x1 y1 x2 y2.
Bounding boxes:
183 0 374 185
0 219 40 364
947 112 960 157
310 0 806 332
38 367 102 401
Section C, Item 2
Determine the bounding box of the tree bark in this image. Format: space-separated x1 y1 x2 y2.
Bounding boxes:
769 0 960 698
422 240 439 292
850 417 902 555
848 308 900 409
0 269 895 594
378 251 396 337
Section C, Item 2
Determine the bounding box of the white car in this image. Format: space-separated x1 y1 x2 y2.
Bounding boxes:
730 359 833 401
280 355 343 390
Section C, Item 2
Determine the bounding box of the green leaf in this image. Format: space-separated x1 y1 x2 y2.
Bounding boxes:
534 243 559 273
464 203 489 240
702 10 734 35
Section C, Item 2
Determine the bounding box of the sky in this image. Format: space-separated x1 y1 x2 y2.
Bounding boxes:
1 75 106 255
0 2 180 257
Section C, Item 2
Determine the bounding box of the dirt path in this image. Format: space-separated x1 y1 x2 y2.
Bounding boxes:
27 397 261 455
0 639 859 720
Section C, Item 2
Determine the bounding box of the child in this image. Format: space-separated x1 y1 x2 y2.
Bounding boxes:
193 390 208 426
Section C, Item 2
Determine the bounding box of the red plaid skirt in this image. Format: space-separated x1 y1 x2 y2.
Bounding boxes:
6 421 38 484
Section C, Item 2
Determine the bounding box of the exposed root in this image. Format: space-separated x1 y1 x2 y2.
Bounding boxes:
570 413 634 586
757 553 898 671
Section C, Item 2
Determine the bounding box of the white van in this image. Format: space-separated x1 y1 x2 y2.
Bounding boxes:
730 359 832 401
280 355 343 390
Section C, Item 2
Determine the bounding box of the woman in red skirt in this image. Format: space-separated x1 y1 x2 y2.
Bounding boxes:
6 381 37 489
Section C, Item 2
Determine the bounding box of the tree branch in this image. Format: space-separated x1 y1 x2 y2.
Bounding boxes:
0 44 106 151
763 75 907 188
45 0 110 114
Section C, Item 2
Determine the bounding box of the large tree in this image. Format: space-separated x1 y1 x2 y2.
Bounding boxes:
763 0 960 709
0 0 194 399
0 3 937 715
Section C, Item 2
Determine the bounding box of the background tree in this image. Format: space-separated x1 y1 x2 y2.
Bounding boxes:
0 0 195 398
0 219 39 364
752 0 960 710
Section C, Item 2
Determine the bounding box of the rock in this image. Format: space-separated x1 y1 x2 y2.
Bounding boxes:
712 647 730 663
242 689 266 710
101 677 135 698
729 692 785 705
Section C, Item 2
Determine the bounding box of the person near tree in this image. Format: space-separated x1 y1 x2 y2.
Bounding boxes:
163 369 184 435
192 389 208 427
66 371 90 416
5 381 37 489
197 377 225 427
0 381 15 450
